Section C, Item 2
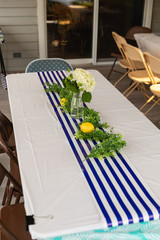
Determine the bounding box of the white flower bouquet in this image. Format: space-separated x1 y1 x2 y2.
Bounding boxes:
63 68 96 102
73 68 95 93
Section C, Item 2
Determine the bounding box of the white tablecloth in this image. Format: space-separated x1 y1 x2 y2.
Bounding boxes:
6 70 160 239
134 33 160 58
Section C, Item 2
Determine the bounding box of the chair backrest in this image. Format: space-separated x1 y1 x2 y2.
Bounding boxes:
0 111 21 194
0 202 32 240
112 32 127 59
0 111 13 144
121 42 147 72
125 26 152 41
25 58 73 73
0 162 22 206
143 52 160 85
0 111 17 164
0 163 22 194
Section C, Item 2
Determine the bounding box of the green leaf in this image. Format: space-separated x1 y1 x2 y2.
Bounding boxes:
82 91 92 102
66 81 79 93
62 77 67 87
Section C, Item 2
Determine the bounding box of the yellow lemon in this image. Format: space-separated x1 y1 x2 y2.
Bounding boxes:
80 122 95 133
60 98 68 106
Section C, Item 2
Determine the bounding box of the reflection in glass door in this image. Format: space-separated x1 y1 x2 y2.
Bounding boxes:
97 0 145 62
46 0 146 62
47 0 94 59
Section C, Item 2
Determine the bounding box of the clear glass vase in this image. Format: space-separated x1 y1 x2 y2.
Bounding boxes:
70 93 83 119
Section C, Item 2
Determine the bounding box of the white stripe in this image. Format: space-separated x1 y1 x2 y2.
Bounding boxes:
100 160 139 224
41 73 118 226
112 155 150 222
115 154 160 220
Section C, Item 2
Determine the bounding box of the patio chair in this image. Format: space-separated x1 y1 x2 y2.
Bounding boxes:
121 43 153 99
140 52 160 115
107 26 151 81
0 111 21 205
109 32 131 86
121 43 160 103
0 202 32 240
110 32 144 87
25 58 73 73
125 26 152 45
0 163 22 206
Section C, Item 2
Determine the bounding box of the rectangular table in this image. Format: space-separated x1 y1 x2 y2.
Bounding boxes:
6 70 160 239
134 33 160 58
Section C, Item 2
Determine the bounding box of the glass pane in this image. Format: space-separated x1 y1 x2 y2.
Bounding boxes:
47 0 94 59
97 0 145 62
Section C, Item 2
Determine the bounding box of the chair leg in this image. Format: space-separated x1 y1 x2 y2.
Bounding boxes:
114 69 130 87
2 179 10 206
140 95 155 111
144 98 160 115
6 186 14 205
0 46 6 76
125 82 139 98
139 83 150 101
123 81 137 96
107 58 118 79
15 192 21 204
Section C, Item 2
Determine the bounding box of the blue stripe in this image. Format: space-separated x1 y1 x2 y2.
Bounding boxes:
112 156 154 221
104 158 144 223
95 159 134 224
45 71 120 226
38 72 112 227
38 70 160 228
48 71 158 222
118 153 160 215
72 120 139 224
46 70 159 224
81 101 152 223
48 71 124 225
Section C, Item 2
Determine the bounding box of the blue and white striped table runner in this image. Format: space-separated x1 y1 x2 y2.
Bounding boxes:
38 70 160 229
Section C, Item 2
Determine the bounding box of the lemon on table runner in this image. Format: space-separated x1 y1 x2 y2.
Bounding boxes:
60 98 68 106
80 122 95 133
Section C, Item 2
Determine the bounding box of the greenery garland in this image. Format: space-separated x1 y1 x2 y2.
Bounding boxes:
45 80 126 160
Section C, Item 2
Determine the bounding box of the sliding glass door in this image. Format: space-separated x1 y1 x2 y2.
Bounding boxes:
47 0 94 59
46 0 145 62
97 0 145 62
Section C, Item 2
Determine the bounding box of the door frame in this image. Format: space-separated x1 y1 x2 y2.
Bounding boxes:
37 0 153 65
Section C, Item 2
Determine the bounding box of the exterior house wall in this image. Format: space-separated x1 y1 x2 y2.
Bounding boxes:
0 0 159 73
0 0 39 72
151 0 160 32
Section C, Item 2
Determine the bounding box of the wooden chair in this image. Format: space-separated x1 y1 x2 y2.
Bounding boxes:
0 202 32 240
110 32 144 87
108 32 130 86
108 26 152 81
0 112 15 153
125 26 152 44
121 43 158 100
140 52 160 115
0 111 21 205
0 163 22 206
